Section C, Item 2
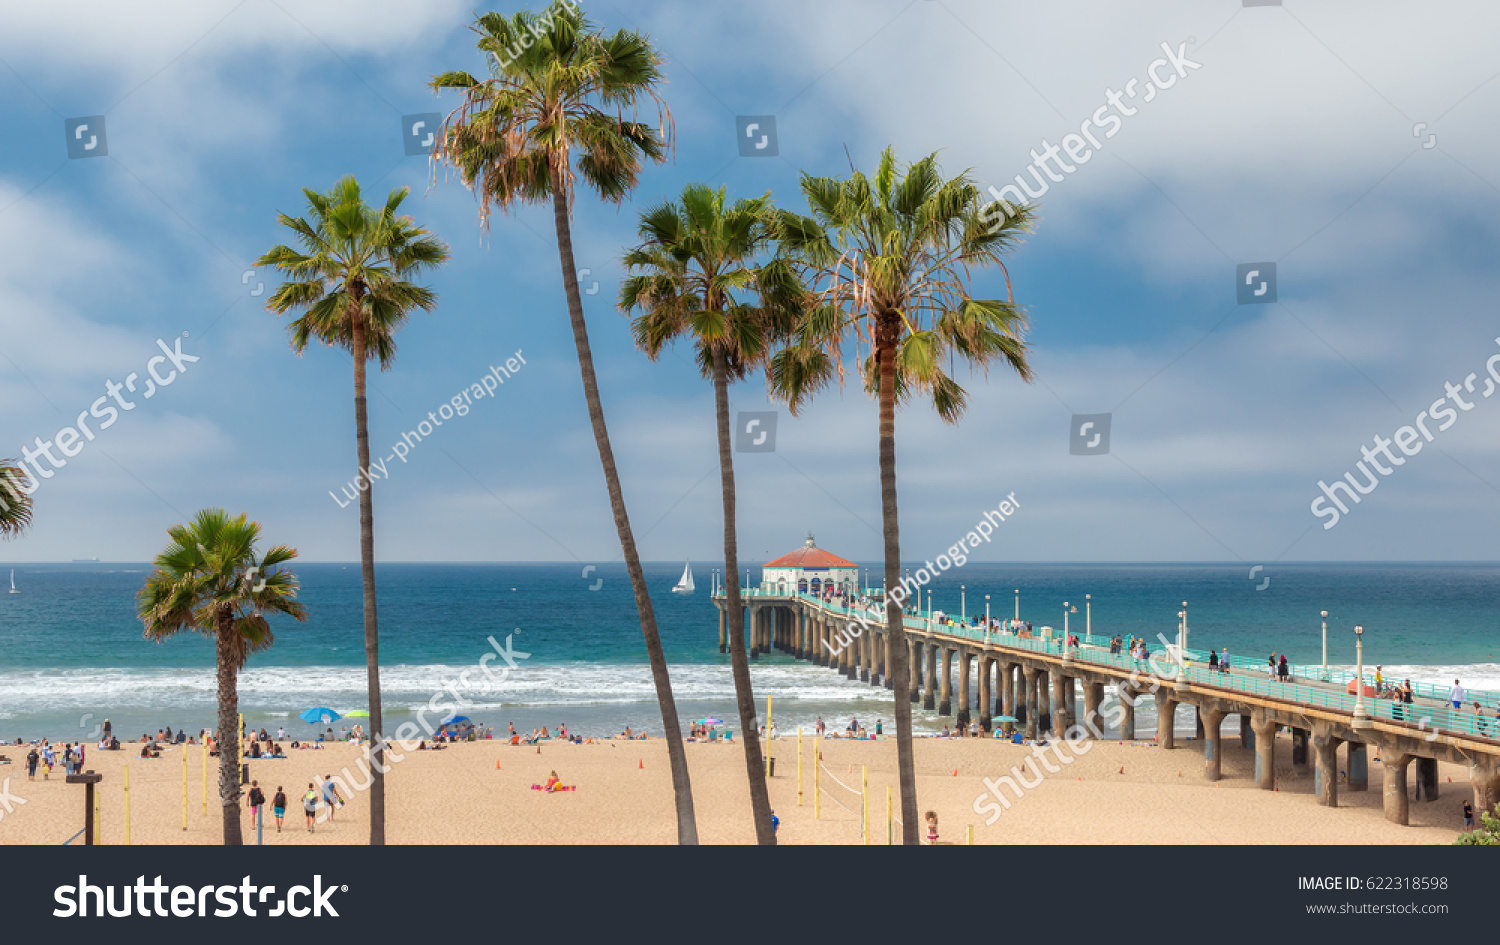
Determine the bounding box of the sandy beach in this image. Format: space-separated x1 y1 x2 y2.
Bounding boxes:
0 732 1471 845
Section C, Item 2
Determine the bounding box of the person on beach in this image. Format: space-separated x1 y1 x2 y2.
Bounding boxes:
875 720 883 736
1278 655 1289 682
247 781 265 825
1463 800 1474 831
1209 650 1218 672
322 777 343 819
543 770 560 792
25 747 38 780
1221 647 1230 673
770 810 779 835
815 717 825 737
925 811 939 845
1374 666 1384 694
101 719 111 741
303 784 319 832
277 727 287 740
1451 679 1465 710
272 787 287 833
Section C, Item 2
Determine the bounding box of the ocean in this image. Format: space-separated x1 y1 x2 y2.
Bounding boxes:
2 562 1498 743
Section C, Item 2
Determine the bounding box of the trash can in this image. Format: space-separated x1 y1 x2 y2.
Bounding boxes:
241 762 250 785
767 757 775 777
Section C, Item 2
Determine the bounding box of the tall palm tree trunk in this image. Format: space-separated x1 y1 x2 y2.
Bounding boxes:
215 613 243 845
550 182 698 843
877 330 918 843
351 316 387 845
712 349 775 844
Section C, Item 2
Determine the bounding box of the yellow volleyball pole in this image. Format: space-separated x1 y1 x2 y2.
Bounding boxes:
123 764 131 846
201 741 208 815
814 743 820 820
94 786 101 844
967 824 974 845
862 765 869 845
238 713 243 768
876 786 888 846
764 695 773 776
796 728 803 805
181 747 187 831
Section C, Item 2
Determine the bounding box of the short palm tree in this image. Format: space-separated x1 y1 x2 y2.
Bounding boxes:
138 509 307 845
622 183 801 845
770 147 1036 843
0 462 33 537
256 175 449 845
430 3 702 842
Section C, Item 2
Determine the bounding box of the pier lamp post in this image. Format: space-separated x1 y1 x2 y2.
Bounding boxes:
1320 610 1329 680
1181 602 1188 652
1014 589 1019 622
1085 594 1091 637
1063 602 1069 639
745 569 750 594
961 585 966 623
1352 625 1373 729
985 595 991 643
1175 605 1188 687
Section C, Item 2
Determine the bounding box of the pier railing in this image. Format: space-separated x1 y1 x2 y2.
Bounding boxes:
716 586 1499 741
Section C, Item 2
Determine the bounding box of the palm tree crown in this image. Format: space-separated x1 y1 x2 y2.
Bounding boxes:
257 175 449 361
622 183 798 378
138 508 307 661
770 146 1035 420
429 2 670 219
0 462 33 539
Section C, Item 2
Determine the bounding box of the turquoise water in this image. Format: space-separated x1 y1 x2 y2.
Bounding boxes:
1 562 1497 740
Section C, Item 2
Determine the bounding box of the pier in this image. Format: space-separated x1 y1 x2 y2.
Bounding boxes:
710 578 1500 824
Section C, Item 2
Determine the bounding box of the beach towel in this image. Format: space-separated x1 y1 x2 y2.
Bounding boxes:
530 783 576 792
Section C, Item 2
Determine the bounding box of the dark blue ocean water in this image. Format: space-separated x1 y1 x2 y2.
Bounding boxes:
1 562 1497 740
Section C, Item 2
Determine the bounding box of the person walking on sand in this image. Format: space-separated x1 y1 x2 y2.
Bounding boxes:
1463 800 1474 832
925 811 939 845
25 747 38 780
247 780 265 826
303 783 319 832
272 787 287 833
321 776 343 820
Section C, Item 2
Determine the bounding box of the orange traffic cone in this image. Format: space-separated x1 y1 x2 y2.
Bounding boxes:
495 759 501 770
953 769 958 777
536 746 541 754
638 759 643 769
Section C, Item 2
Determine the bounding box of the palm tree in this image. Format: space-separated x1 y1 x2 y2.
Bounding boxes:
256 176 449 845
622 184 802 845
138 508 307 845
430 3 701 842
769 147 1036 843
0 462 33 538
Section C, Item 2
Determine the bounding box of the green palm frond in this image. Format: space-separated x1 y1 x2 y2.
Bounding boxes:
768 146 1036 423
257 176 449 369
621 183 798 383
0 461 34 539
138 508 307 670
430 2 672 226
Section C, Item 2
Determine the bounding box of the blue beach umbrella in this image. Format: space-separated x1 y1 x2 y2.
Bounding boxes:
299 707 341 726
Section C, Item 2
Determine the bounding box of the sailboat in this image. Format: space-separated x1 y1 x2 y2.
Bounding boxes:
8 570 16 594
672 561 695 595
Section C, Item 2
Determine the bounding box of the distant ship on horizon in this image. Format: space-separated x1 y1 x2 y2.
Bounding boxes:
71 557 99 563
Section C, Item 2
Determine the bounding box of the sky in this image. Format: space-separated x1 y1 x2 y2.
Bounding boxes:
2 0 1499 568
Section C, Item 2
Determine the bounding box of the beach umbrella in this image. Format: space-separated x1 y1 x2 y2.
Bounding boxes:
343 710 370 717
696 717 723 726
994 715 1019 722
440 716 471 727
298 707 341 726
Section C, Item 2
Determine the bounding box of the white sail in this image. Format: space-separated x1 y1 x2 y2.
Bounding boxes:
672 561 695 594
8 569 16 593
